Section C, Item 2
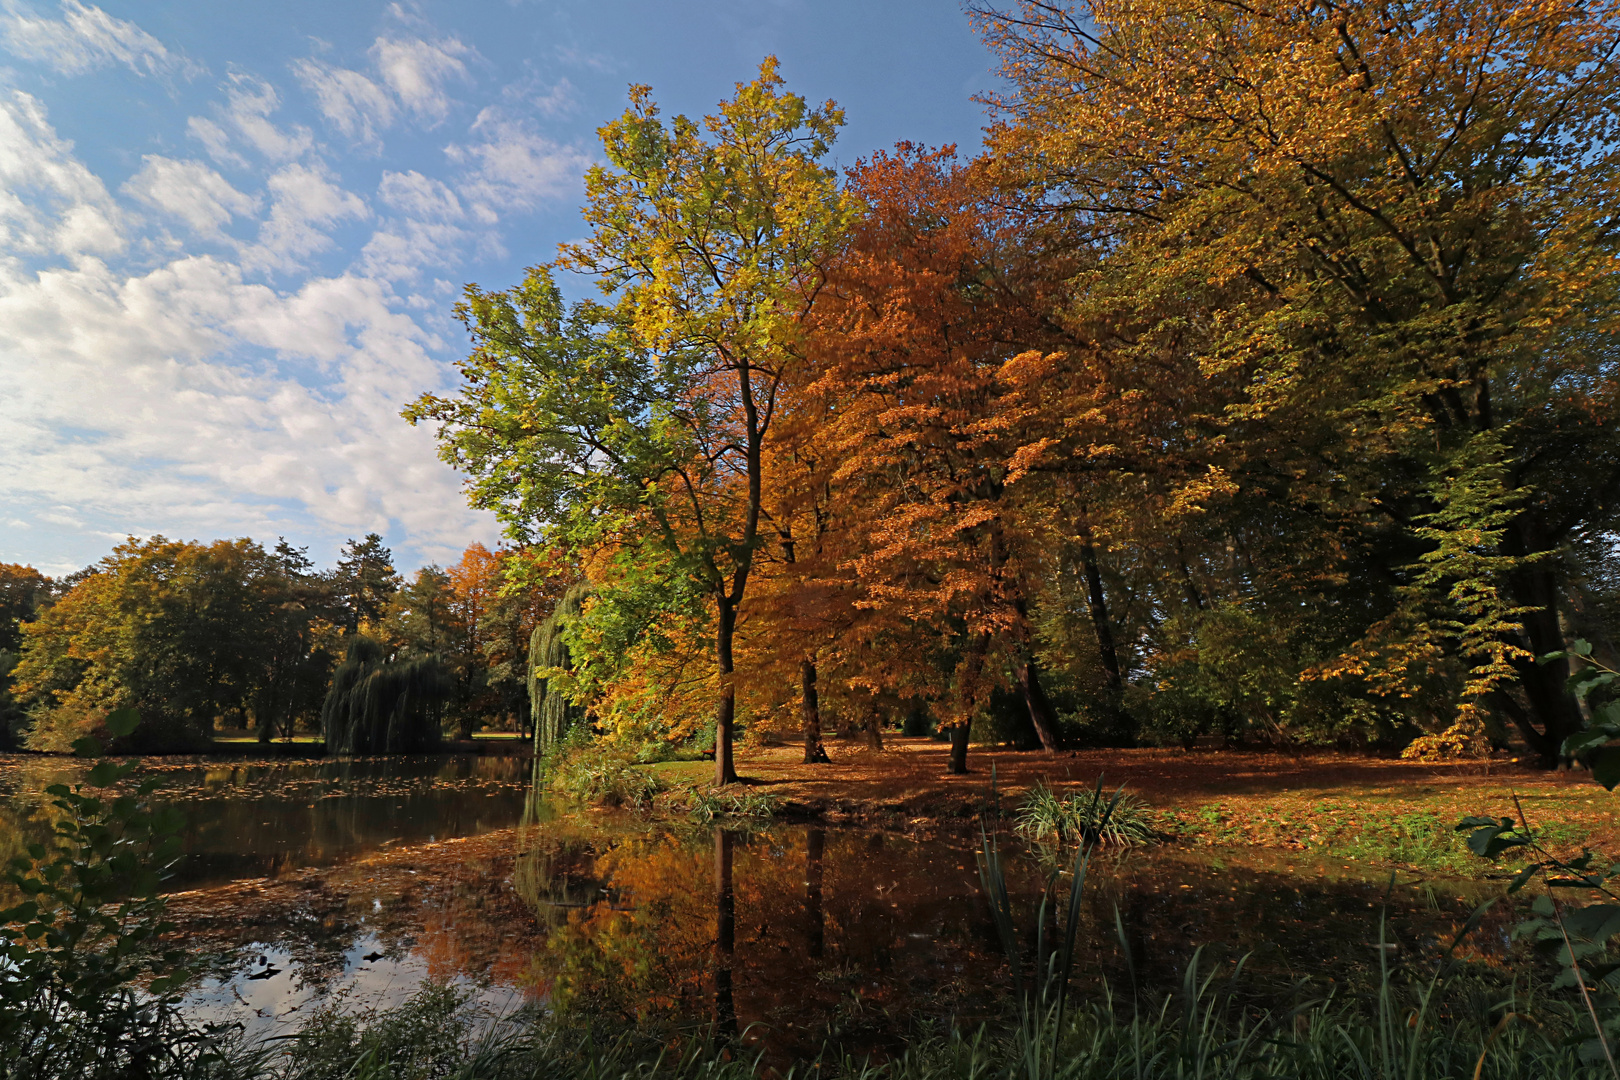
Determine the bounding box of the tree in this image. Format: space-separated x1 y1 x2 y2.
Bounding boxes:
321 636 450 755
331 533 400 634
977 0 1620 760
252 540 341 744
0 564 51 749
798 145 1071 767
12 537 303 752
410 59 849 783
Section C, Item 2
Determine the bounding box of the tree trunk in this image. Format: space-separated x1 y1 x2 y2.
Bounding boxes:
1500 525 1583 764
715 598 740 785
713 828 737 1038
1016 654 1061 753
948 722 970 774
865 700 884 750
804 828 825 958
801 658 830 763
1078 528 1124 695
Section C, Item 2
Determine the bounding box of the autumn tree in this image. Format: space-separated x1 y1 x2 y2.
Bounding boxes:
411 60 848 783
978 0 1620 759
12 536 326 752
801 144 1073 769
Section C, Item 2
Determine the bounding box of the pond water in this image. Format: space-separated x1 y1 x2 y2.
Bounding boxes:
0 753 1517 1061
0 752 533 888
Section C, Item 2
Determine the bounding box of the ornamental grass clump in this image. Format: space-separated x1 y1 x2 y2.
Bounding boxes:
1015 782 1158 847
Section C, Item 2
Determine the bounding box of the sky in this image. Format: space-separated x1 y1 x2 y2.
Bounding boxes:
0 0 1002 577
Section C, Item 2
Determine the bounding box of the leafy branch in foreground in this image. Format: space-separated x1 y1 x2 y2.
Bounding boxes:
0 708 213 1079
1458 640 1620 1075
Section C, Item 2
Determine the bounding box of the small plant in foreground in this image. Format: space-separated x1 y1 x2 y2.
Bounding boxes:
681 784 777 824
542 736 665 809
1014 782 1157 847
0 709 217 1080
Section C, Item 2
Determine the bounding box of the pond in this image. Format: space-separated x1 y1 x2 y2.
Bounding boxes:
0 752 534 889
0 753 1516 1062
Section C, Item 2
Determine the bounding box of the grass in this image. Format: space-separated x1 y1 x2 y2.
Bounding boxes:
677 783 779 823
1014 783 1159 847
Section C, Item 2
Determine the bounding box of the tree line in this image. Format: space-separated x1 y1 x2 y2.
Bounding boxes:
0 536 549 752
408 0 1620 781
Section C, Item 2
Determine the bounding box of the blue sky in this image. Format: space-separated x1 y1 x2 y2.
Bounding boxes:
0 0 1000 576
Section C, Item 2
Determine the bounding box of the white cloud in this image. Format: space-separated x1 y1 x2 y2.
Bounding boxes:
295 34 476 147
0 0 197 78
0 89 121 256
378 169 461 220
188 74 313 165
292 58 394 148
121 155 258 239
244 163 368 272
371 36 470 123
446 109 590 224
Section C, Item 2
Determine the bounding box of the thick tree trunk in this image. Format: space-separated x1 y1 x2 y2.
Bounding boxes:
1077 529 1124 695
801 658 830 763
948 722 970 774
713 828 737 1038
715 598 740 785
804 828 825 958
1499 525 1583 764
1016 654 1062 753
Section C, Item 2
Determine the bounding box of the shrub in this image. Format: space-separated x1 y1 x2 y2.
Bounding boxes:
544 737 664 809
0 709 218 1079
1014 782 1158 847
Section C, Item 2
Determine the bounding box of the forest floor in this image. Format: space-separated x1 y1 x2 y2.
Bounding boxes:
650 737 1620 870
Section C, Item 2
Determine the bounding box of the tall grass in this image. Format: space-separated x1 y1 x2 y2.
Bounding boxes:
1015 782 1158 847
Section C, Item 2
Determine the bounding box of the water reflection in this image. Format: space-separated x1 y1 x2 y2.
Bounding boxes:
0 753 1521 1058
0 752 532 888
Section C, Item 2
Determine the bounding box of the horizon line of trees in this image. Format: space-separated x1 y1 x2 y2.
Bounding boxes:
0 534 553 753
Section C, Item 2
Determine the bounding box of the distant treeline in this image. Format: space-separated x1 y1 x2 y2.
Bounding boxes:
0 536 553 753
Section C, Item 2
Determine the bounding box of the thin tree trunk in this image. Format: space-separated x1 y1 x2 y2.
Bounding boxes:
865 699 884 750
715 597 739 785
713 828 737 1038
802 658 830 763
1016 654 1061 753
1078 528 1124 695
948 721 970 774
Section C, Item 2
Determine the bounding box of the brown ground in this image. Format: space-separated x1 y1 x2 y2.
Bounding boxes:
651 737 1620 853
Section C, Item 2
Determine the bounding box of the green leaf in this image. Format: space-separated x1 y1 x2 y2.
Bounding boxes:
86 760 123 788
1564 728 1615 756
70 736 102 758
105 708 139 738
1592 746 1620 790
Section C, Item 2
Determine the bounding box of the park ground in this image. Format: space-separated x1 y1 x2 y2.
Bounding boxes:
650 737 1620 869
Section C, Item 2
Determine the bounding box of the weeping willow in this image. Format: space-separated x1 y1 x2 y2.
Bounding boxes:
322 636 451 755
528 584 588 757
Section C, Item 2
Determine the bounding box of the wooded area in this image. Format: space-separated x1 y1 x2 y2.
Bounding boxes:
2 0 1617 780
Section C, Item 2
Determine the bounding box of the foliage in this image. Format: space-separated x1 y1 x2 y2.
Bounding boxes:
320 636 451 755
12 536 340 753
528 582 589 757
1014 783 1158 848
411 59 850 784
542 732 665 809
678 784 777 824
976 0 1620 760
0 709 218 1079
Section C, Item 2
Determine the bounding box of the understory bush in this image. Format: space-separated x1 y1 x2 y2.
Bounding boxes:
542 732 665 809
1014 783 1158 847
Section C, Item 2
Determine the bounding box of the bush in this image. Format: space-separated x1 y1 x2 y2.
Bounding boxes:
1013 782 1159 847
543 733 664 809
0 709 220 1079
